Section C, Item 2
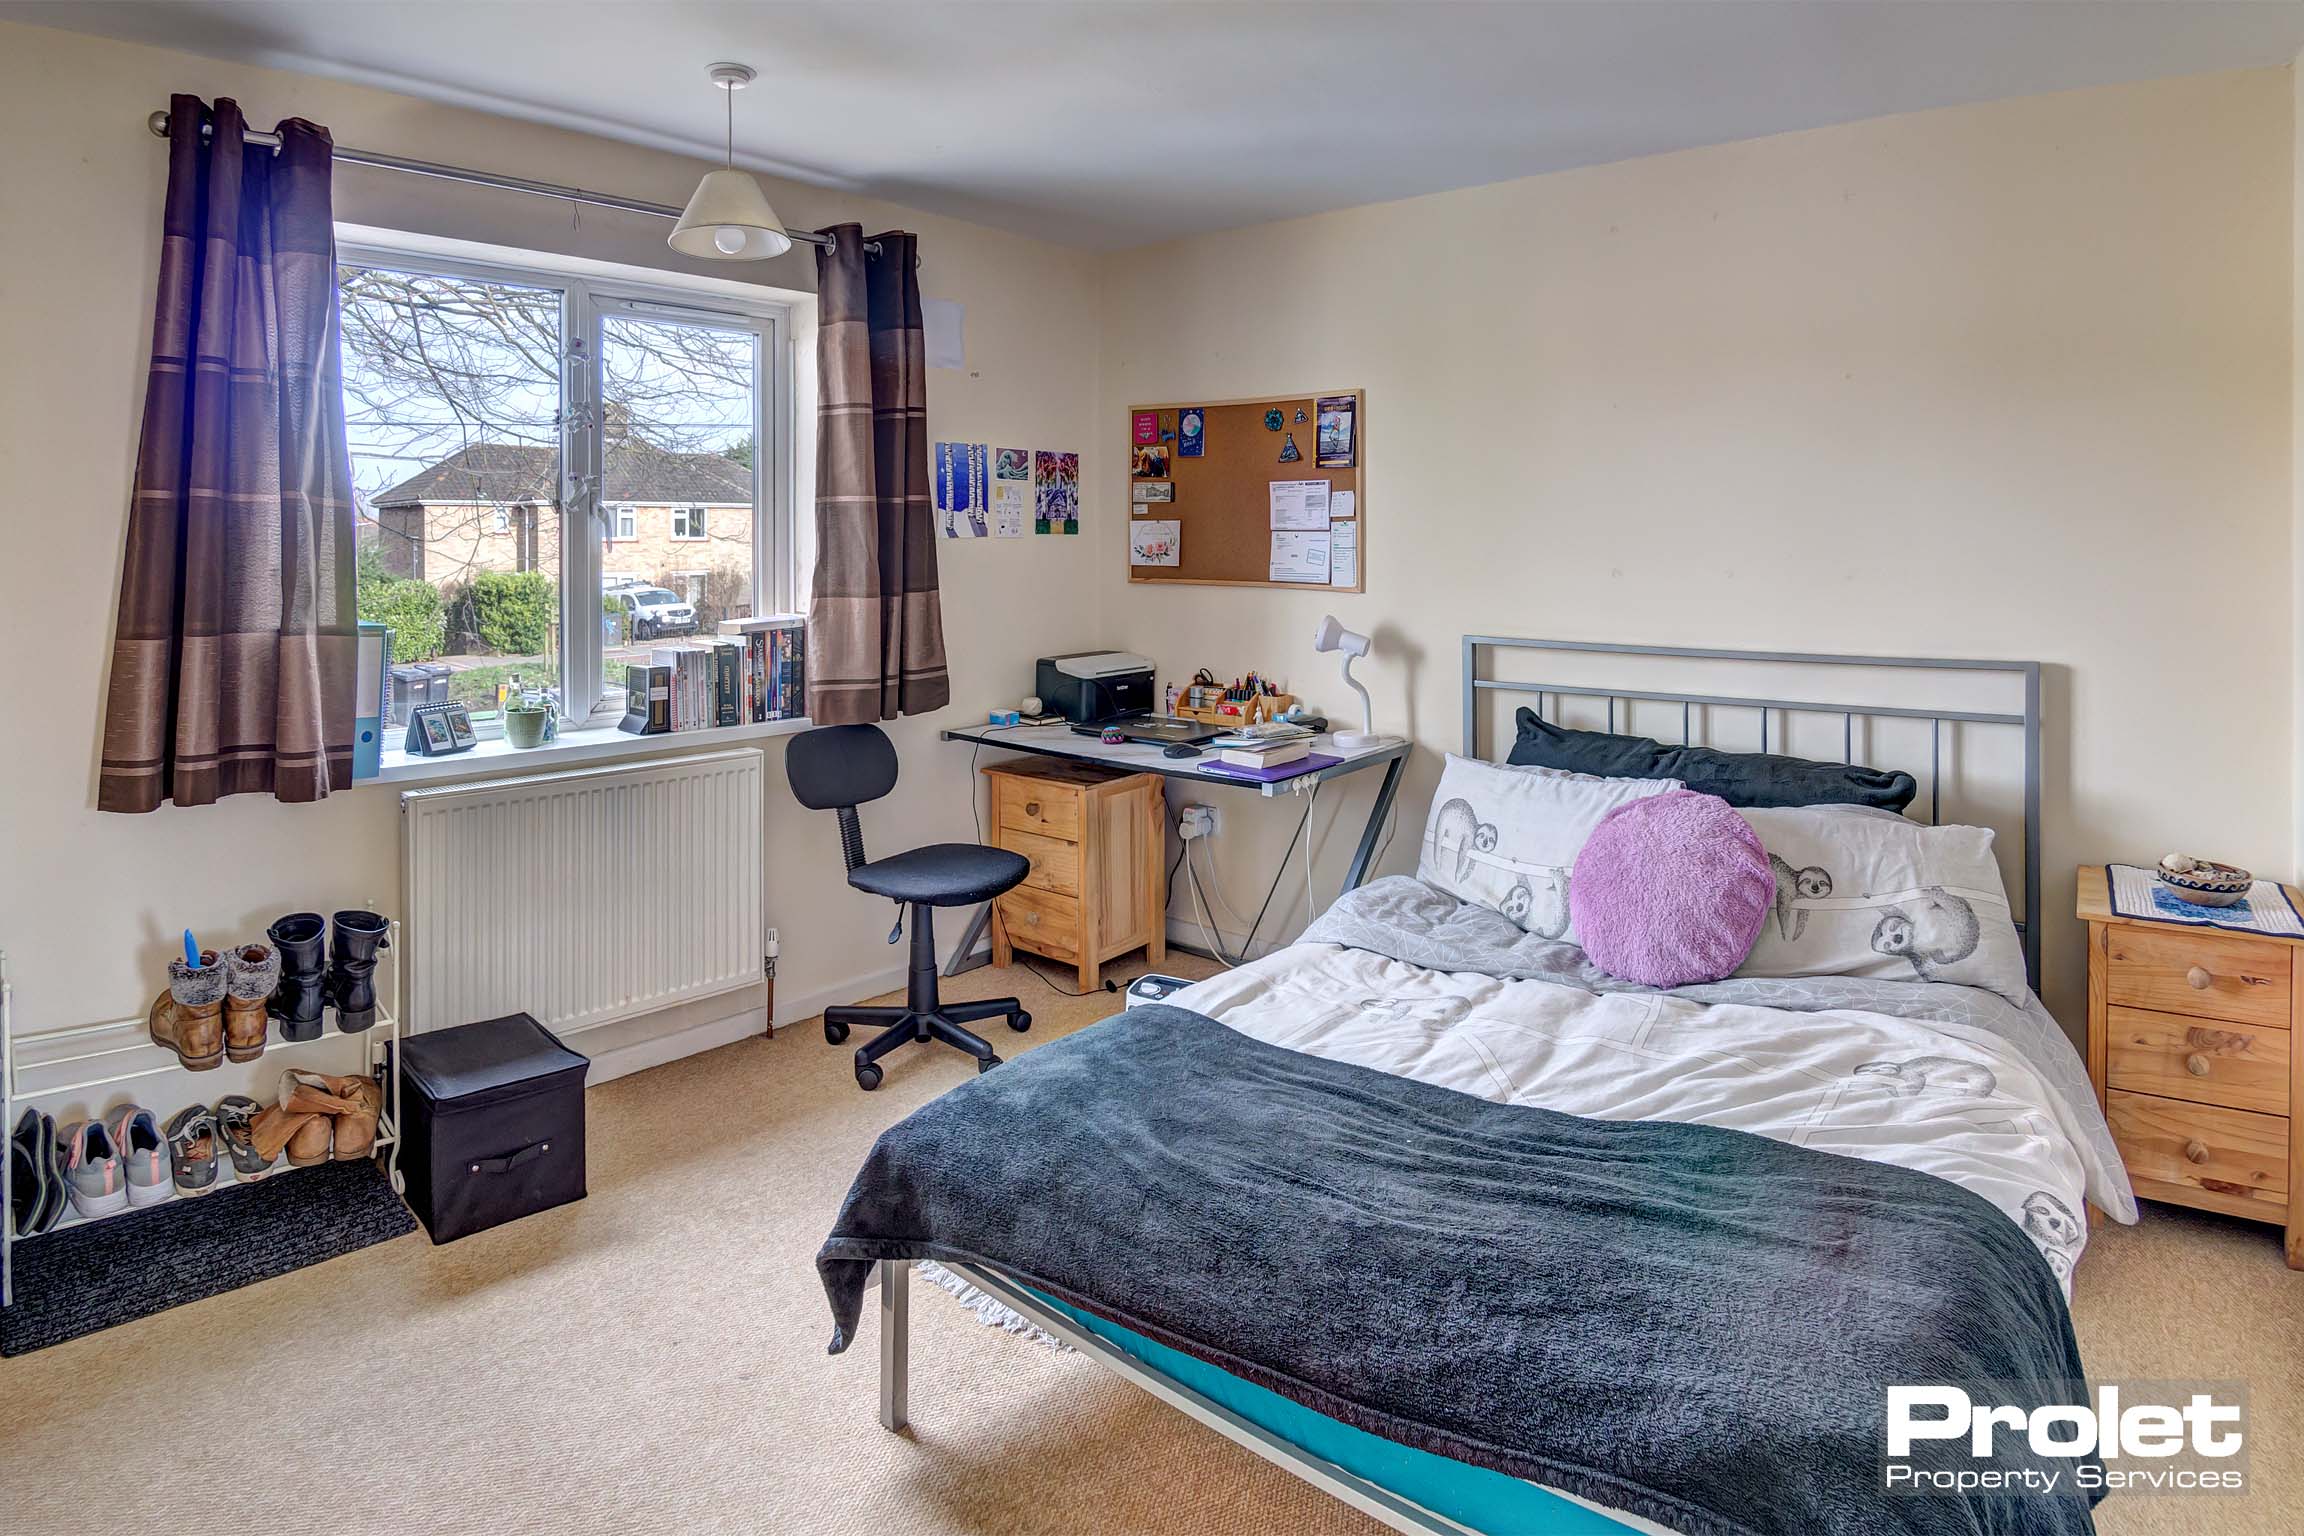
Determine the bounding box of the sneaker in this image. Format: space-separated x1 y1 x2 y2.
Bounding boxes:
164 1105 221 1196
103 1106 172 1208
60 1119 129 1218
9 1107 65 1234
214 1095 274 1181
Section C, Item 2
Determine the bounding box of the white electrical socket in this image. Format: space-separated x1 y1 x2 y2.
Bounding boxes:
1178 804 1218 840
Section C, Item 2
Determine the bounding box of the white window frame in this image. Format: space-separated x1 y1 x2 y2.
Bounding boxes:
490 507 511 534
671 505 708 541
612 504 636 541
338 236 795 729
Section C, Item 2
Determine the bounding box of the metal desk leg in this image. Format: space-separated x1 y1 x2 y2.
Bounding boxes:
879 1257 911 1432
944 902 992 977
1341 756 1406 891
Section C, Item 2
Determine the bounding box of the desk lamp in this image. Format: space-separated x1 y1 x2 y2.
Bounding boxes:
1312 615 1400 752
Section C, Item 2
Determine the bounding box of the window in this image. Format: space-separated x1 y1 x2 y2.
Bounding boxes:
340 239 791 735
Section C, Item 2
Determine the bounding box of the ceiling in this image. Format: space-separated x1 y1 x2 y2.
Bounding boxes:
20 1 2304 248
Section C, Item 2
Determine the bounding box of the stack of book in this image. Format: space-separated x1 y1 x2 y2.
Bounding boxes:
1210 735 1312 770
618 615 806 736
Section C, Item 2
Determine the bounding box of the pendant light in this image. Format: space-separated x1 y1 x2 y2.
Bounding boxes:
670 63 793 261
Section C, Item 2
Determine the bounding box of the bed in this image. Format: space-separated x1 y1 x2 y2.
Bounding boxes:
819 638 2135 1536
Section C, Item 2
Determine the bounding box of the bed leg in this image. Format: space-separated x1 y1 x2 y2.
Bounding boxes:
879 1257 910 1432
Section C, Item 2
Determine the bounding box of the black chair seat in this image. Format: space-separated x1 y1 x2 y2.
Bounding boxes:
848 844 1029 906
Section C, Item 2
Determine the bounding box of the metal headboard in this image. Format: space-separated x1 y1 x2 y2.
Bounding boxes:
1462 637 2043 989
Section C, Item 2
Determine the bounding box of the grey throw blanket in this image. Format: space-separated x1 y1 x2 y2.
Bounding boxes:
820 1007 2097 1536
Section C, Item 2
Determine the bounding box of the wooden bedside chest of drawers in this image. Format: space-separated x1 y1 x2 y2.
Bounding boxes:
982 759 1166 992
2079 865 2304 1268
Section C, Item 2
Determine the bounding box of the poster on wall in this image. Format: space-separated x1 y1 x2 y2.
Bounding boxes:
1034 450 1079 535
933 441 990 538
992 447 1030 537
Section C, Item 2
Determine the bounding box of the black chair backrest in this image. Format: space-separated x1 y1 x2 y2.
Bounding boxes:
788 724 899 809
787 724 899 875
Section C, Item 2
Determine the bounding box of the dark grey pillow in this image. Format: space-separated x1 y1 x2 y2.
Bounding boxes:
1506 708 1918 812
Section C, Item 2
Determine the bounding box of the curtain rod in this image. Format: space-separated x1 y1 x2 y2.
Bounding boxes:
146 108 841 252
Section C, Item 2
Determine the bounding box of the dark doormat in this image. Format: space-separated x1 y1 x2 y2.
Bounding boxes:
2 1159 415 1356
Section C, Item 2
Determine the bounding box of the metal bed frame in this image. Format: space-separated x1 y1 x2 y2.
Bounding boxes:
1463 636 2042 990
866 636 2047 1536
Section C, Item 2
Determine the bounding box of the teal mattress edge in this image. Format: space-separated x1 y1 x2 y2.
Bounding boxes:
1024 1286 1647 1536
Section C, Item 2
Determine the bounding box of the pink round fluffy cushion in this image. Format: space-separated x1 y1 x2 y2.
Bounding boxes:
1569 789 1775 988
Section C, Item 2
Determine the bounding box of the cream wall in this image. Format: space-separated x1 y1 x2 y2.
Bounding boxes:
0 21 1104 1047
1097 68 2295 1032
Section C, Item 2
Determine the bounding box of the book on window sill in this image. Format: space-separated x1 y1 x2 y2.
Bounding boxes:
618 664 671 735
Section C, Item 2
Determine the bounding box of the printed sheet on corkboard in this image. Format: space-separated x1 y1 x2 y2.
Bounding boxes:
1125 391 1363 590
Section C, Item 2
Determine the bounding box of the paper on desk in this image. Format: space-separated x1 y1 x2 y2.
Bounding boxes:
1328 519 1357 586
1268 479 1331 530
1270 529 1331 583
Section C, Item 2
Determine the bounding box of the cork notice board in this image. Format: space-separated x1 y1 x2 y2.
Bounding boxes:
1125 391 1363 591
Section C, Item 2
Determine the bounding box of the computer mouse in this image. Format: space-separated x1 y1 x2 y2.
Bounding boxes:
1162 744 1204 759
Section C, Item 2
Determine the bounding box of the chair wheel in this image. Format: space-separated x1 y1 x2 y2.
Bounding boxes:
1009 1010 1032 1032
855 1062 883 1091
825 1019 850 1045
977 1055 1001 1074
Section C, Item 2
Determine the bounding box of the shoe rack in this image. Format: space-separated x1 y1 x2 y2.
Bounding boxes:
0 924 406 1310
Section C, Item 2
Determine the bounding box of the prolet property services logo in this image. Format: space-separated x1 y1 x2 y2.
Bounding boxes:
1882 1381 2248 1497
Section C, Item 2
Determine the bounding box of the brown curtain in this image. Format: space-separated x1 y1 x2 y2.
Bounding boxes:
98 95 357 812
805 226 949 724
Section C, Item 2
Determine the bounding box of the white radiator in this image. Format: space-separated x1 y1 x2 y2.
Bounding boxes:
400 749 764 1036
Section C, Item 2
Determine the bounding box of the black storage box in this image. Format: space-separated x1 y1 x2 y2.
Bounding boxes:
398 1012 588 1244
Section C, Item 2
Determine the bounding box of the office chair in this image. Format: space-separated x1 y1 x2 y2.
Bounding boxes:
787 723 1032 1090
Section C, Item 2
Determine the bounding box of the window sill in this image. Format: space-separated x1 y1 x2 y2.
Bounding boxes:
363 715 813 789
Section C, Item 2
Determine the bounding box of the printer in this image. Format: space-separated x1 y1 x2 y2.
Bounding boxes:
1035 651 1155 724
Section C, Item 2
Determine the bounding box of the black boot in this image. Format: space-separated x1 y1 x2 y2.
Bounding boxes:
327 909 390 1033
266 913 328 1042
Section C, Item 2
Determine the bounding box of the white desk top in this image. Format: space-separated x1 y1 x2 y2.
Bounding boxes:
942 722 1409 796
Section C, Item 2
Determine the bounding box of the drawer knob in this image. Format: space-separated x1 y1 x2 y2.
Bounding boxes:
2186 965 2212 990
2186 1052 2211 1077
2184 1138 2211 1165
1024 800 1042 818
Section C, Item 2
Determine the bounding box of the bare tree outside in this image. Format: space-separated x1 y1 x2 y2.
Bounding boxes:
340 263 762 716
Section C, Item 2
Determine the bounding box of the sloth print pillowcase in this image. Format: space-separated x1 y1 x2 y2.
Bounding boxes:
1735 805 2030 1003
1416 755 1681 947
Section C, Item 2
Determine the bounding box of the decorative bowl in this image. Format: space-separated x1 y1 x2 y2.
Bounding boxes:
2156 856 2253 908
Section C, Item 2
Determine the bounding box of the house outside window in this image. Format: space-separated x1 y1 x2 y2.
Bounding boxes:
341 237 792 731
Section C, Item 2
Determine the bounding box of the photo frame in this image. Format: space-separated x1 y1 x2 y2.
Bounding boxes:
405 702 478 757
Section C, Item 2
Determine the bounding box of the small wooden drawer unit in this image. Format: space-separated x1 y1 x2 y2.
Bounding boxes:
2080 866 2304 1268
982 759 1166 992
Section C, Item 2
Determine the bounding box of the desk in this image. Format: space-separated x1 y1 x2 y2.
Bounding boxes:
942 723 1410 974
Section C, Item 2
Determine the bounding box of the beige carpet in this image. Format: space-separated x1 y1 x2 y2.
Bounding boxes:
2 953 2296 1535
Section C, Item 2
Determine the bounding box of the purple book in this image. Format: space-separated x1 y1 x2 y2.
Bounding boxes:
1197 751 1342 783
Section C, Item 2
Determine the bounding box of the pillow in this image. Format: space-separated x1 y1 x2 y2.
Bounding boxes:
1416 755 1681 944
1507 708 1918 812
1735 805 2029 1001
1570 790 1774 987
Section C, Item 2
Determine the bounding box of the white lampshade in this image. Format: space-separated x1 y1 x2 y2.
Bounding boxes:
669 169 793 261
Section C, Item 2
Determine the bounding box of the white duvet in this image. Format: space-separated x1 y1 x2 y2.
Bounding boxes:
1169 942 2115 1291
